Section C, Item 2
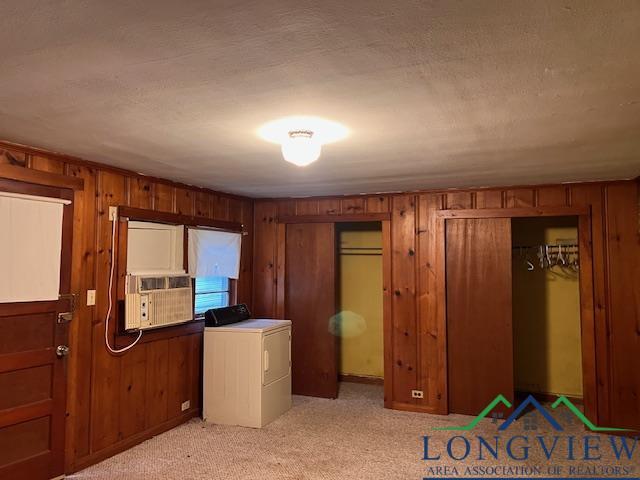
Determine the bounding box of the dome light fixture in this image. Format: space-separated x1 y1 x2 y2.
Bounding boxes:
258 116 349 167
281 130 321 166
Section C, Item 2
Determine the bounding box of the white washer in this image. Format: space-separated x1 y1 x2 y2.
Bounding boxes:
203 319 292 428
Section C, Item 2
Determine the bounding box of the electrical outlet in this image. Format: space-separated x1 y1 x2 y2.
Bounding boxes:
108 206 118 221
181 400 191 411
411 390 424 399
86 289 96 306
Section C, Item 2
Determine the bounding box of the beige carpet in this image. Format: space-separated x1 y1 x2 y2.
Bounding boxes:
72 383 637 479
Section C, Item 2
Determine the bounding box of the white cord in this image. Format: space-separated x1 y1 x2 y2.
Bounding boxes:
105 212 142 354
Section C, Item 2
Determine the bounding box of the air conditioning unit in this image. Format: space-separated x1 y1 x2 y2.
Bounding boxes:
125 274 193 331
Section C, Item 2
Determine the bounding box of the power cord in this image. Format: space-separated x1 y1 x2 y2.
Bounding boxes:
104 210 142 354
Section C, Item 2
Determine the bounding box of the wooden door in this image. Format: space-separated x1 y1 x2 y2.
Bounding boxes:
285 223 337 398
446 218 513 416
0 179 74 480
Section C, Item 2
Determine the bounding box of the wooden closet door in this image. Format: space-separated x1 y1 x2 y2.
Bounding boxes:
446 218 513 416
285 223 338 398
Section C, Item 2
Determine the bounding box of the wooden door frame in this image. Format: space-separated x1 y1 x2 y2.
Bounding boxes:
0 166 82 479
275 218 392 406
436 206 598 424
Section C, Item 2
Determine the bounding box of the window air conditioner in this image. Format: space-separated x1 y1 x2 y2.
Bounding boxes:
125 274 193 331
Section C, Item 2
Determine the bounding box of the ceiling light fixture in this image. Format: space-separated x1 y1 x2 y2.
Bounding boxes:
258 116 349 167
281 130 321 166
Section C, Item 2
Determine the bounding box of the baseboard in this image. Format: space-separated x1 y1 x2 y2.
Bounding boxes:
516 390 584 405
339 374 383 385
389 401 442 414
68 409 200 473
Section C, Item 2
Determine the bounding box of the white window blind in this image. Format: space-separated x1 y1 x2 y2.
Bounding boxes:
194 276 230 314
188 229 242 279
0 193 68 303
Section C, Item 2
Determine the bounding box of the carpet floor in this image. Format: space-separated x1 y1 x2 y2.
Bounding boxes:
72 383 637 479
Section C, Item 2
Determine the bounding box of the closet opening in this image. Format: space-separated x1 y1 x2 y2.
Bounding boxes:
444 209 596 421
335 222 384 399
512 216 583 408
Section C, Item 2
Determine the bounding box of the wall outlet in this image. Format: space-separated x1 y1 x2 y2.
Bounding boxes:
411 390 424 399
181 400 191 412
108 206 118 221
86 289 96 306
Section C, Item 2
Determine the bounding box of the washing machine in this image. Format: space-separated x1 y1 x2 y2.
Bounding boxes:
202 304 292 428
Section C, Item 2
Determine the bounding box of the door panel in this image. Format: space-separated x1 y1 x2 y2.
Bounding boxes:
285 223 337 398
262 329 290 386
0 180 73 480
446 218 513 416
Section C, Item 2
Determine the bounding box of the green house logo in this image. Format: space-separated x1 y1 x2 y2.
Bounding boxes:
434 394 631 432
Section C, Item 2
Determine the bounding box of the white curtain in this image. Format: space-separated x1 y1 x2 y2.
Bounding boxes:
188 229 242 279
0 192 68 303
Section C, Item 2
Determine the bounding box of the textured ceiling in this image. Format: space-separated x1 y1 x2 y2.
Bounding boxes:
1 1 639 197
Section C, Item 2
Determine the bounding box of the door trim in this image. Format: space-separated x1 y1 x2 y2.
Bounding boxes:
276 219 392 405
0 164 83 191
0 173 77 479
437 207 598 424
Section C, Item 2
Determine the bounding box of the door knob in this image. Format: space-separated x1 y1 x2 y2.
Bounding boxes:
56 345 70 358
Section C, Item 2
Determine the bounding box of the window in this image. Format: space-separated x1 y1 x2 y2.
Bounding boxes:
194 276 230 315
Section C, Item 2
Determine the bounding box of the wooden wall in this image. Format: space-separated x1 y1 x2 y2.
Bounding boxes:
253 182 640 429
0 143 254 471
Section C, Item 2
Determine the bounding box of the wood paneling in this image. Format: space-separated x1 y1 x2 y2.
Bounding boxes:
64 164 96 462
153 183 175 213
390 195 418 405
417 194 446 412
129 178 153 210
604 183 640 430
295 199 319 216
318 198 341 215
341 197 365 214
91 171 127 451
506 188 535 208
446 218 514 416
366 195 389 213
253 180 639 427
537 186 568 207
0 141 254 473
118 346 147 439
195 192 211 218
475 190 503 209
144 340 169 428
445 192 473 210
175 188 194 216
30 155 65 174
252 202 277 317
213 195 230 221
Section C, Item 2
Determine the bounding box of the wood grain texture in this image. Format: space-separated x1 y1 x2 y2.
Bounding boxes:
252 181 637 420
285 223 337 398
0 142 254 474
0 180 74 480
446 218 514 416
252 202 277 317
153 183 175 213
417 194 446 412
64 164 96 465
175 188 194 216
390 195 418 404
506 189 535 208
604 183 640 430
